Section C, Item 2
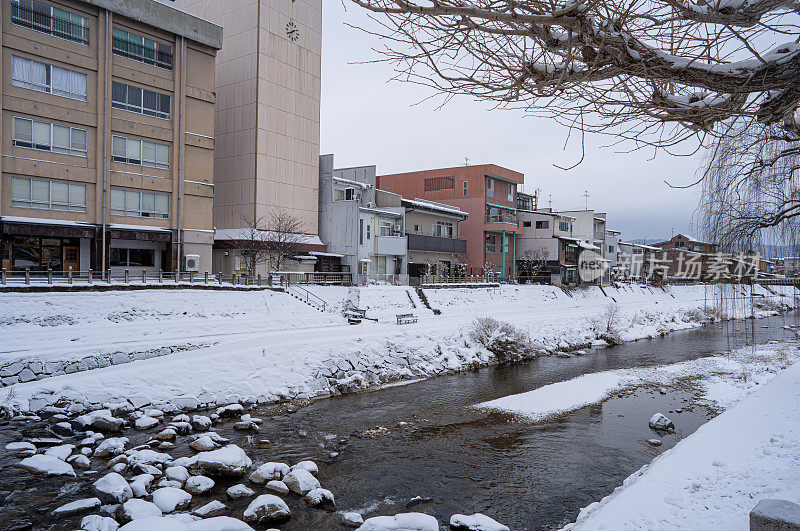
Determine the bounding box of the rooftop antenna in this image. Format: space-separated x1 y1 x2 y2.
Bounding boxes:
548 194 553 209
583 190 590 210
464 156 470 166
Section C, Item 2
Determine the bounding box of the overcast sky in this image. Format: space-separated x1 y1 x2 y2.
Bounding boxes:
319 2 704 242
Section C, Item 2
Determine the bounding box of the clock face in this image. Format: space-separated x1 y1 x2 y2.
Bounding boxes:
286 21 299 42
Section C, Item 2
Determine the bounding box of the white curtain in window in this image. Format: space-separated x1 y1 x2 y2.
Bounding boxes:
69 70 87 100
12 56 47 91
71 128 87 153
141 192 155 213
32 120 50 147
11 177 30 201
141 141 156 164
111 189 125 211
69 183 86 207
155 193 168 216
31 179 49 203
51 65 71 97
125 190 139 214
126 138 141 161
51 181 69 205
112 136 125 158
156 143 169 167
52 124 70 152
13 117 32 143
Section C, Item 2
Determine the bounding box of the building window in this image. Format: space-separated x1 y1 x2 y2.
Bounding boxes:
434 221 453 238
424 176 454 192
359 218 364 245
11 55 87 101
608 245 614 253
522 221 531 228
11 176 86 212
110 188 169 218
633 248 643 255
11 0 89 45
463 181 468 197
503 237 509 253
112 28 173 69
507 183 515 202
693 245 704 252
559 221 570 232
366 224 371 240
535 220 549 229
13 116 87 157
379 221 393 236
110 247 155 267
112 135 169 169
333 187 356 201
485 177 494 198
486 234 496 253
112 81 171 119
413 224 422 232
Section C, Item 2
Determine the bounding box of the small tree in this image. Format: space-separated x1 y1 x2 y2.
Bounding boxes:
265 208 305 272
232 214 273 274
518 247 550 283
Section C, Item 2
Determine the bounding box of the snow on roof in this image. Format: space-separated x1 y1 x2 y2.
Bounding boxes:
309 251 344 258
214 229 324 246
674 233 704 242
333 176 371 190
109 223 171 233
579 241 600 250
359 207 402 218
1 216 94 227
293 255 318 261
402 198 468 218
619 241 662 250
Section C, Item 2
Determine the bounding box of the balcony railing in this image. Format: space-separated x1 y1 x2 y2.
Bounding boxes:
11 2 89 45
407 233 467 254
485 212 518 224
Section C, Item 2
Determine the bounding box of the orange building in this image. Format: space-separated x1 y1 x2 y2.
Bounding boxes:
377 164 523 280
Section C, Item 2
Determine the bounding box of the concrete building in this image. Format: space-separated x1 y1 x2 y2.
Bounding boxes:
655 233 717 254
170 0 322 275
1 0 222 275
403 197 467 285
318 154 407 284
516 207 578 285
618 241 662 281
557 209 610 284
377 164 524 281
605 228 621 277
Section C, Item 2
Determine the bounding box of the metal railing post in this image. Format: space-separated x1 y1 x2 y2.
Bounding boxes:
124 269 129 284
88 269 93 284
189 271 195 284
176 271 180 283
108 269 112 284
142 269 146 284
1 268 6 285
47 267 52 285
204 271 209 285
218 273 223 285
68 267 73 284
159 269 163 283
25 268 30 285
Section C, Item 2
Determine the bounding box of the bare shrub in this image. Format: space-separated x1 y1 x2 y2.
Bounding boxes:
591 303 623 345
469 317 535 362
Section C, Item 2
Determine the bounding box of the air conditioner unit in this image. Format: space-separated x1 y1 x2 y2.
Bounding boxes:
367 202 375 208
184 254 200 272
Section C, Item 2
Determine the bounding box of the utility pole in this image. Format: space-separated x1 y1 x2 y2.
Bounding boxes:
583 190 590 210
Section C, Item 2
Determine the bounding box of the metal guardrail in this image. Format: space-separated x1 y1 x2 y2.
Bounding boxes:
0 268 282 288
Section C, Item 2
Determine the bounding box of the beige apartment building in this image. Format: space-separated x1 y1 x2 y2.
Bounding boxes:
169 0 323 275
0 0 222 275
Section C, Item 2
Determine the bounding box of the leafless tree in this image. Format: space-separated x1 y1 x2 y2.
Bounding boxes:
697 122 800 253
265 208 306 272
518 247 551 282
231 214 273 274
348 0 800 152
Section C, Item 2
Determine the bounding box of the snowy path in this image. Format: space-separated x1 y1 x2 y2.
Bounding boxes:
562 358 800 530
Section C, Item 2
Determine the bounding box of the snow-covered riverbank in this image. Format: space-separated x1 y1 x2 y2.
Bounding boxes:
0 283 795 414
561 348 800 530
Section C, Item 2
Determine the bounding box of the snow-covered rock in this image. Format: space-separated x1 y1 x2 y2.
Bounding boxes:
81 514 120 531
283 468 320 495
192 415 212 431
118 516 188 530
129 474 154 498
5 441 36 456
342 512 363 527
45 444 75 461
358 513 439 530
216 404 244 417
449 513 510 531
166 513 200 524
242 494 291 523
68 454 92 469
135 417 160 430
226 484 255 499
117 499 163 523
127 449 172 466
291 460 318 476
93 472 133 503
187 516 255 531
192 445 252 476
189 435 219 452
157 478 184 489
265 480 289 494
165 466 190 483
157 428 177 441
649 413 675 431
249 462 290 483
303 487 335 508
77 410 125 432
16 454 76 477
191 500 227 518
184 475 215 495
152 487 192 513
52 497 101 516
95 437 129 458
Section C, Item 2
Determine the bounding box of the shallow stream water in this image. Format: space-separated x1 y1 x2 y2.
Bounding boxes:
0 312 798 530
